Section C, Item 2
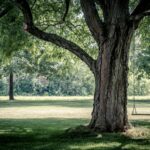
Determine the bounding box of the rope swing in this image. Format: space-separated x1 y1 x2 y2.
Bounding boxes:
131 34 138 115
131 34 150 115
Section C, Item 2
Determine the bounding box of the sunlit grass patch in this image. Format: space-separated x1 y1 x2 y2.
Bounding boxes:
121 143 150 150
0 96 149 120
128 96 150 100
0 96 93 101
124 127 150 139
69 142 121 150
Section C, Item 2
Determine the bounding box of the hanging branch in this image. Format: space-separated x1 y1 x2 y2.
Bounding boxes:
130 0 150 21
62 0 71 21
80 0 105 44
0 5 13 18
15 0 96 74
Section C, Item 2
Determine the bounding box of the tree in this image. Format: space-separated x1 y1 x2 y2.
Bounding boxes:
9 70 14 100
0 0 150 132
0 59 16 100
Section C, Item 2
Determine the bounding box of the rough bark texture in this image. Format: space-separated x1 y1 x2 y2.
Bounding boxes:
81 0 135 132
89 25 134 132
9 71 14 100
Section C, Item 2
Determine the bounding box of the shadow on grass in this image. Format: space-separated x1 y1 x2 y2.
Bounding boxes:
0 118 149 150
129 100 150 103
0 99 150 109
131 120 150 128
128 100 150 108
0 99 93 108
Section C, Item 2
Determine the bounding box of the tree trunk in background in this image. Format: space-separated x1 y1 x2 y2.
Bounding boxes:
89 25 134 132
9 71 14 100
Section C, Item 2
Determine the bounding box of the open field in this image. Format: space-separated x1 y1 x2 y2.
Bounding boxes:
0 96 149 150
0 96 150 119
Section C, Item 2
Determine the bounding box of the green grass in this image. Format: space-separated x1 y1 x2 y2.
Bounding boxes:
0 96 149 150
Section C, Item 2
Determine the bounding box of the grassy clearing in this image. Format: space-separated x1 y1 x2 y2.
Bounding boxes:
0 96 149 150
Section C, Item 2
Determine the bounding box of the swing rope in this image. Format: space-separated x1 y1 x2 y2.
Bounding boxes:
131 34 137 115
132 73 137 115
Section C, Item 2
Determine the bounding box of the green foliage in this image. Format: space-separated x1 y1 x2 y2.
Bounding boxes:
129 0 139 13
1 42 150 96
0 77 8 95
6 66 94 96
136 18 150 77
128 76 150 96
30 0 98 59
0 0 149 97
0 49 94 96
128 17 150 96
137 49 150 76
0 8 27 57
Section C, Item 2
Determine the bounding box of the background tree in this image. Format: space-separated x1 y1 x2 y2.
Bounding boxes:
0 0 150 132
0 1 32 100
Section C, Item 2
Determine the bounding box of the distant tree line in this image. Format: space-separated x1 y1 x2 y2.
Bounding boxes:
0 72 94 96
0 49 149 97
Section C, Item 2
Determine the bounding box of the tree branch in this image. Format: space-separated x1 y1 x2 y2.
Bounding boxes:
143 11 150 16
94 0 108 20
130 0 150 20
0 5 13 18
94 0 105 10
15 0 96 73
62 0 71 21
80 0 105 44
31 0 37 10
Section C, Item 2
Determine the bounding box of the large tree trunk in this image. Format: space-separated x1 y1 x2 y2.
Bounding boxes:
9 71 14 100
89 25 134 132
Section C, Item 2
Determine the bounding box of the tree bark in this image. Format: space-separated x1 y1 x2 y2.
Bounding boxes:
9 71 14 100
89 24 134 132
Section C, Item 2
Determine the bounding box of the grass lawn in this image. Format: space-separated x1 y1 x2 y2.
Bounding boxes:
0 96 149 150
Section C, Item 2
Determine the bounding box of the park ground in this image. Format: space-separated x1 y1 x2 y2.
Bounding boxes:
0 96 149 150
